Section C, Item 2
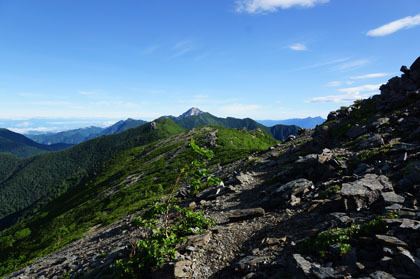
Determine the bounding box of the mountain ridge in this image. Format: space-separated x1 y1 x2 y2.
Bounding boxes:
3 57 420 278
0 129 72 158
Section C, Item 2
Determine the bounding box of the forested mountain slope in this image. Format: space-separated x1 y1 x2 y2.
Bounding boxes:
0 129 71 158
0 119 184 230
0 125 277 277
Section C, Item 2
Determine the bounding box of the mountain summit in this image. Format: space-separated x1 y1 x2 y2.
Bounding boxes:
178 107 205 119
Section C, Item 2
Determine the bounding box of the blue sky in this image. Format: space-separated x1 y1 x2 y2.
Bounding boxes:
0 0 419 132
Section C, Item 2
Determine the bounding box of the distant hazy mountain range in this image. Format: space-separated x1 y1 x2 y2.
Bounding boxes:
26 118 147 145
23 108 305 146
257 116 326 129
0 129 71 158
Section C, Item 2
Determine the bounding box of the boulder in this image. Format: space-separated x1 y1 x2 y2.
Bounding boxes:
410 56 420 71
358 133 384 149
346 125 367 139
341 174 393 211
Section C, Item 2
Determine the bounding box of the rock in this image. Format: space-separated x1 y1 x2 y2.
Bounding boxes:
292 254 313 277
354 163 372 175
393 249 420 277
311 266 339 279
358 133 384 149
375 234 408 247
382 218 420 230
285 135 296 142
185 231 211 247
174 260 191 278
236 256 267 270
296 154 318 166
346 125 367 139
276 178 314 196
367 116 389 129
236 172 254 185
341 174 392 211
410 56 420 71
150 122 158 130
369 270 396 279
391 143 419 152
381 192 405 204
405 162 420 184
227 208 265 222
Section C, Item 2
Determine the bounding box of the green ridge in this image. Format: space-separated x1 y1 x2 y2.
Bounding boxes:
0 126 277 277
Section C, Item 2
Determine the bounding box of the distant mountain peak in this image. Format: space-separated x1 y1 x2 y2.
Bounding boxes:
178 107 205 119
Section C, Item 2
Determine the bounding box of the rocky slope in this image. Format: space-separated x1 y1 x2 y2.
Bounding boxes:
6 57 420 279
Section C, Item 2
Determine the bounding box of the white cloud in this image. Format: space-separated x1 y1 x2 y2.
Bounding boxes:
350 73 388 80
307 92 372 103
79 91 98 96
289 43 307 51
337 84 383 94
333 59 369 71
298 57 350 71
9 126 60 134
236 0 329 14
326 81 342 87
367 14 420 37
16 121 31 127
308 83 382 103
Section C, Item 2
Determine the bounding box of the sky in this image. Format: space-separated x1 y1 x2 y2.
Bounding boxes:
0 0 419 133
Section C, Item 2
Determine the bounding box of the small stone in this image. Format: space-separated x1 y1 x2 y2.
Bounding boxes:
375 234 408 247
227 208 265 222
369 270 396 279
292 254 312 276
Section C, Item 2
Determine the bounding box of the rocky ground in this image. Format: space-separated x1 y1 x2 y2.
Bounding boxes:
6 57 420 279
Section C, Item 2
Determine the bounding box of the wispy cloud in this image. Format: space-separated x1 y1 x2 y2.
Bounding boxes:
298 57 350 70
79 91 99 96
236 0 329 14
289 43 308 51
350 73 389 80
337 84 383 94
8 126 60 134
308 83 382 103
326 81 342 87
333 59 369 71
172 40 194 57
367 14 420 37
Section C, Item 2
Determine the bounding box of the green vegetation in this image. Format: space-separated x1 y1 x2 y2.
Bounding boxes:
0 119 184 228
325 98 377 139
299 215 392 258
349 143 394 166
319 185 341 199
173 113 299 141
112 140 216 277
0 128 71 158
0 125 276 277
27 126 104 145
